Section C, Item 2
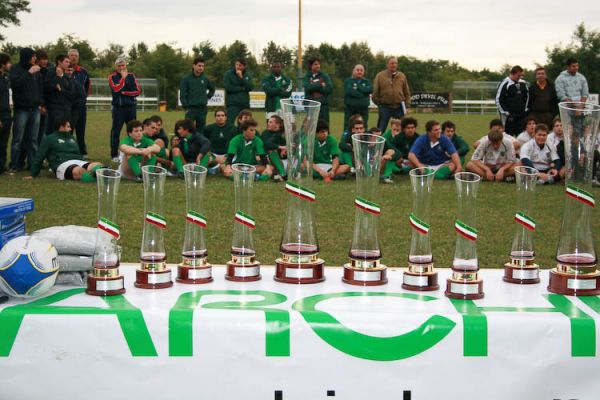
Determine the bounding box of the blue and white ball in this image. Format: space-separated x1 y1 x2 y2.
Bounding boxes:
0 236 59 298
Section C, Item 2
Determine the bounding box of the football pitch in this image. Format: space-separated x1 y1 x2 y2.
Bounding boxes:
2 110 597 269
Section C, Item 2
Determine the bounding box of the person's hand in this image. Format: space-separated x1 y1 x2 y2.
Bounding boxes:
141 148 152 158
23 176 33 180
496 170 505 181
538 173 548 181
120 68 128 78
224 165 232 175
236 70 243 79
382 154 392 161
486 170 494 181
55 84 62 92
327 170 334 178
28 65 40 74
549 169 558 177
40 106 47 115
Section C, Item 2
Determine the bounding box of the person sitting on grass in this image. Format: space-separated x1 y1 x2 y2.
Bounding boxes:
145 116 170 166
473 119 520 154
408 120 462 179
338 114 365 173
171 118 211 176
520 123 562 185
119 120 161 180
516 117 537 147
442 120 469 164
202 107 235 174
26 119 103 182
547 118 565 179
385 117 419 175
232 109 253 136
369 126 397 184
261 114 287 181
223 118 272 181
313 120 349 181
466 129 516 182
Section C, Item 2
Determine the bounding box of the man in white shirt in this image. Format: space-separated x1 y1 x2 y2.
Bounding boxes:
466 129 516 182
520 123 561 184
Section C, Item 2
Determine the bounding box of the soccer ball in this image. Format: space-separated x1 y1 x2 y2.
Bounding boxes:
0 236 59 298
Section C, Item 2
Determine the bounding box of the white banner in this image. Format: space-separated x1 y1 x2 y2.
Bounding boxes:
177 89 225 107
0 266 598 400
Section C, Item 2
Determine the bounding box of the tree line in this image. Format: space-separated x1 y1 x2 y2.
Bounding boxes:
0 23 597 109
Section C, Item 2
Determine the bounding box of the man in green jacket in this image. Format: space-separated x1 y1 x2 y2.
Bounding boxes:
442 120 469 164
25 119 103 182
224 58 254 122
180 57 215 132
343 64 372 132
303 57 333 123
261 61 292 121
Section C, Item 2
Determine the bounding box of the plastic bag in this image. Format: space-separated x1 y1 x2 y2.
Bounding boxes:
58 255 93 272
55 271 88 286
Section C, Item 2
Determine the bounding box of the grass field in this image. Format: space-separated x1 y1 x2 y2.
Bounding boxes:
2 110 598 269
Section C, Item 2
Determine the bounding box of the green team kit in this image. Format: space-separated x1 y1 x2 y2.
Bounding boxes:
120 135 157 177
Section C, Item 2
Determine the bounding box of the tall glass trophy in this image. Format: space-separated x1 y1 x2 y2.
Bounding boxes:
548 102 600 295
275 98 325 284
403 167 438 290
445 172 483 299
504 166 540 284
226 163 261 281
343 133 387 286
177 164 212 284
135 165 173 289
86 169 125 296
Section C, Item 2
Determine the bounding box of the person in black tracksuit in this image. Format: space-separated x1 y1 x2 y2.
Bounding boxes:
495 66 529 136
108 57 140 160
0 53 12 174
44 55 76 135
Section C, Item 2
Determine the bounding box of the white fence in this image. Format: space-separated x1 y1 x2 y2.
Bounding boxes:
87 78 159 111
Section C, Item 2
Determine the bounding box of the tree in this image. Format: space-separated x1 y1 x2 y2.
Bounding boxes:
192 40 216 61
128 42 149 64
0 0 30 41
261 41 292 67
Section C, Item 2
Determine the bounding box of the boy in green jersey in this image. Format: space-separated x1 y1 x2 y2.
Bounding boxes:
385 117 420 175
338 114 365 171
232 109 253 136
143 118 170 169
442 120 469 164
171 118 211 174
368 127 396 184
261 115 287 181
313 120 349 180
223 118 272 181
202 107 236 174
119 120 160 179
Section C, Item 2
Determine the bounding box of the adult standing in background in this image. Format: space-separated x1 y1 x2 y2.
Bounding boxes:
180 57 215 132
527 66 558 128
372 57 411 132
262 61 292 120
108 56 140 162
9 47 43 173
0 53 12 175
35 50 50 143
68 49 91 159
223 58 253 123
303 57 333 123
44 55 75 136
343 64 372 132
495 65 529 136
555 58 589 102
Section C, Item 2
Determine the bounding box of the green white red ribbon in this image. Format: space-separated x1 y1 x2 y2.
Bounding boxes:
285 182 316 202
566 185 595 208
514 211 536 231
186 210 207 228
235 211 256 229
354 197 381 215
455 219 477 241
409 213 430 235
145 212 167 229
98 217 120 239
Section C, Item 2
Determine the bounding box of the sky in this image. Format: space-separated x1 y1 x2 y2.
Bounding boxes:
3 0 600 71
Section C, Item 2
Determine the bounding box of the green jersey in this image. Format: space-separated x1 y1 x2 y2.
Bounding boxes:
261 129 286 152
388 131 419 159
120 135 155 149
451 134 470 157
262 73 293 112
227 135 266 165
204 123 235 154
179 72 215 108
30 131 83 176
314 135 340 164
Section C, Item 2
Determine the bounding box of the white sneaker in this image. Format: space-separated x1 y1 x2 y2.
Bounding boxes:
111 157 119 163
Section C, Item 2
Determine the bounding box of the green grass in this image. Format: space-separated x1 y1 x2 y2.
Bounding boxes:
2 110 598 269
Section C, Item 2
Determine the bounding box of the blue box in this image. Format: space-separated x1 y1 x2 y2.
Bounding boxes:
0 214 25 231
0 198 34 219
0 221 26 247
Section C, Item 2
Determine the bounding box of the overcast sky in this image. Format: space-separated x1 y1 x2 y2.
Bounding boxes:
3 0 599 70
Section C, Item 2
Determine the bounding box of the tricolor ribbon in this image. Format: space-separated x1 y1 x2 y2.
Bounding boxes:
514 212 536 231
285 182 316 202
145 212 167 229
409 213 430 235
186 210 207 228
455 219 477 241
234 211 256 229
566 185 595 208
354 197 381 215
98 217 120 239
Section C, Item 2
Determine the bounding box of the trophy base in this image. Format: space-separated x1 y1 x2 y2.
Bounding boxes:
225 254 261 282
177 264 213 284
342 259 387 286
402 262 439 291
503 258 540 284
274 254 325 284
445 271 484 299
134 261 173 289
85 267 125 296
548 266 600 296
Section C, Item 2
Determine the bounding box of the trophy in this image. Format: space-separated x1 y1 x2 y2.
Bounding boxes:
343 133 387 286
403 167 439 290
135 165 173 289
548 101 600 295
86 169 125 296
275 98 325 284
504 166 540 284
445 172 483 299
225 163 261 281
177 164 212 284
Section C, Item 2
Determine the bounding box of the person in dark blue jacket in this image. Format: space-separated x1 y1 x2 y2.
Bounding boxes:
68 49 91 159
108 56 140 161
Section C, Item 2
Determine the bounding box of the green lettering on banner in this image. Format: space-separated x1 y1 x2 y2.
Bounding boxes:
169 290 289 357
450 294 595 357
292 292 455 361
0 289 157 357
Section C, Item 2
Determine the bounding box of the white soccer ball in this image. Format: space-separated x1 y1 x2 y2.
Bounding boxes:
0 236 59 298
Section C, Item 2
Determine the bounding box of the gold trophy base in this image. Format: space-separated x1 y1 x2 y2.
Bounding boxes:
402 262 439 291
225 254 261 282
177 256 213 284
135 259 173 289
548 262 600 296
275 253 325 284
342 259 387 286
86 266 125 296
445 271 484 300
503 257 540 284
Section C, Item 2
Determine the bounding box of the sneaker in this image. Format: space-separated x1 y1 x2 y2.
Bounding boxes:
332 174 346 181
208 165 219 175
504 176 515 183
111 157 119 163
166 170 177 177
258 174 270 182
547 176 555 184
350 167 356 176
380 176 394 184
8 168 17 175
273 174 283 182
593 178 600 187
536 179 546 185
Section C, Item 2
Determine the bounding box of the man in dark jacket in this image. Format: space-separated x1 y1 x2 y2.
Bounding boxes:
108 56 140 161
223 58 253 122
35 50 50 144
180 57 215 132
9 47 44 172
261 61 292 120
0 53 12 174
495 65 529 136
68 48 91 158
343 64 372 131
527 67 559 128
303 57 333 123
44 54 75 137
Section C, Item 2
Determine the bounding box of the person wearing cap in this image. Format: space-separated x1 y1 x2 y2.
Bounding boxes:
108 56 140 162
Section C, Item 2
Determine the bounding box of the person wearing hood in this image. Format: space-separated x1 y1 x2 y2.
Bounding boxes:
555 58 589 102
9 47 44 173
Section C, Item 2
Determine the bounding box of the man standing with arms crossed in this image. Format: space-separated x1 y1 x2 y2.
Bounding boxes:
555 58 589 103
262 61 292 120
180 57 215 132
223 58 253 123
372 57 411 132
495 65 529 136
